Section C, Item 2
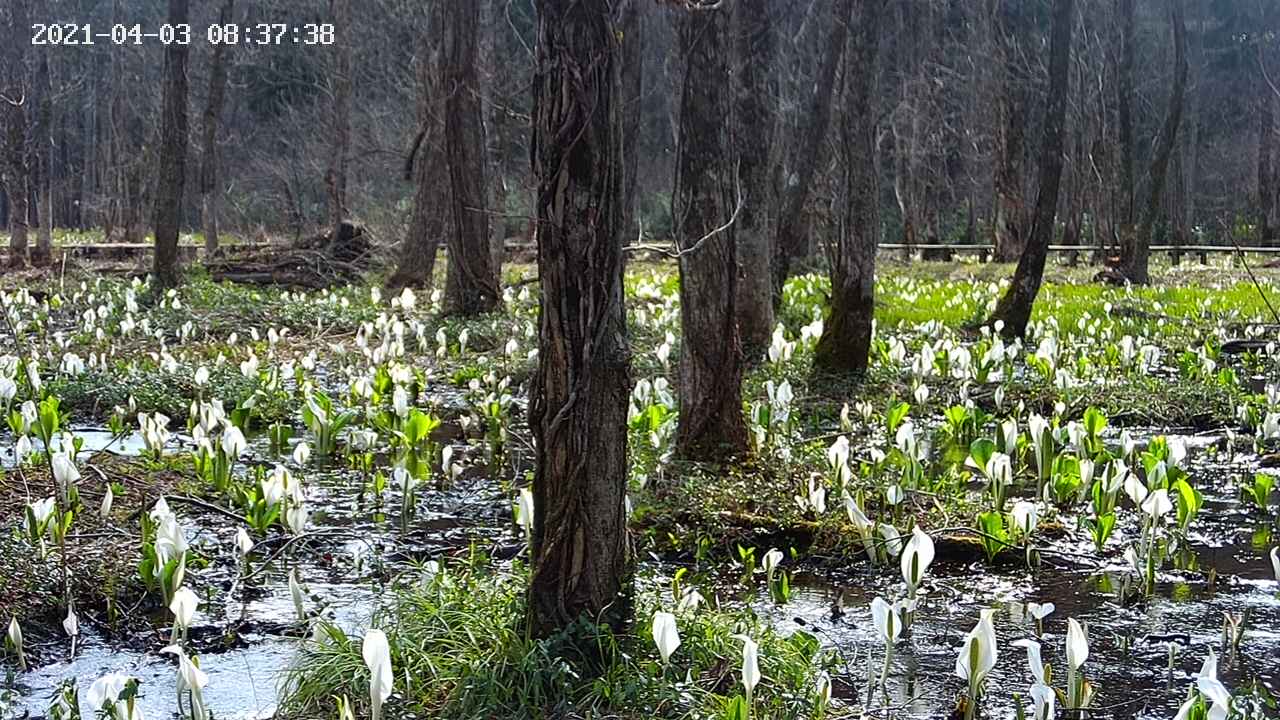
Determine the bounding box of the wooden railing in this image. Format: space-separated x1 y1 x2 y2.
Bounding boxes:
878 243 1280 255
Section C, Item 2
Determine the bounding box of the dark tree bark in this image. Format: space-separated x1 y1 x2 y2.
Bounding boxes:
673 1 749 461
1122 0 1187 284
325 0 352 245
3 0 30 269
443 0 501 315
388 4 446 291
619 0 646 246
987 0 1075 337
200 0 234 257
527 0 632 638
993 2 1030 262
733 0 778 359
812 0 886 375
773 0 852 304
151 0 190 289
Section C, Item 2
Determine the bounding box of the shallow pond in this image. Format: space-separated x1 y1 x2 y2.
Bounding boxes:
3 430 1278 719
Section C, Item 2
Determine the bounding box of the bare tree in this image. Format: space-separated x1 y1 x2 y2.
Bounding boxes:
733 0 778 358
1122 0 1188 284
1117 0 1137 239
987 0 1075 337
152 0 190 288
480 0 507 271
2 0 30 269
200 0 235 257
527 0 632 638
325 0 352 245
443 0 501 315
993 2 1031 262
388 4 446 291
1258 3 1276 243
671 1 749 461
773 0 851 303
32 50 53 266
619 0 646 245
812 0 886 374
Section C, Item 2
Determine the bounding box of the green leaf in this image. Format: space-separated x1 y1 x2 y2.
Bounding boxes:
885 401 910 434
968 438 996 474
723 695 749 720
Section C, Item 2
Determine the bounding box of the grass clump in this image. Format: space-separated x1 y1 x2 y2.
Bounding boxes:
280 562 833 720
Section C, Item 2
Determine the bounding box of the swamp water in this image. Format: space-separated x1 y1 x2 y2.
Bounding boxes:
4 430 1278 719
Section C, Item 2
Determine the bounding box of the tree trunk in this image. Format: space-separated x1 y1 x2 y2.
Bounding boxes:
987 0 1075 338
1117 0 1137 234
443 0 501 315
673 2 749 461
201 0 234 258
3 0 30 269
1260 66 1275 243
151 0 190 289
527 0 632 639
993 3 1029 263
480 0 506 272
813 0 886 375
1123 0 1187 285
33 51 53 266
388 5 447 291
619 0 646 246
325 0 352 243
733 0 778 359
772 0 852 305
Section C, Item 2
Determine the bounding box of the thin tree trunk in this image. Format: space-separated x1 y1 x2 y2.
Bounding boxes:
527 0 632 639
3 0 30 269
388 5 446 291
733 0 778 359
1259 67 1275 243
987 0 1075 338
325 0 352 242
673 2 749 461
480 0 506 272
201 0 234 257
813 0 886 375
619 0 646 246
1124 0 1187 285
33 52 53 266
443 0 501 315
151 0 190 289
772 0 852 305
1117 0 1136 233
994 3 1029 263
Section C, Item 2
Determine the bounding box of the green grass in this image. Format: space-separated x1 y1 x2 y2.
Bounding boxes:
280 561 832 720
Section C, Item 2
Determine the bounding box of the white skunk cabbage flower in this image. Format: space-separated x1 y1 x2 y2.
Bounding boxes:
362 628 394 720
651 611 680 665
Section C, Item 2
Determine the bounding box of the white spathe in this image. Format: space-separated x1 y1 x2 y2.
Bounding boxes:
362 628 394 720
954 609 997 685
901 525 935 592
651 611 680 665
870 597 902 643
732 634 760 698
1011 639 1046 684
1027 602 1055 621
1066 618 1089 670
169 586 199 630
235 528 255 556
